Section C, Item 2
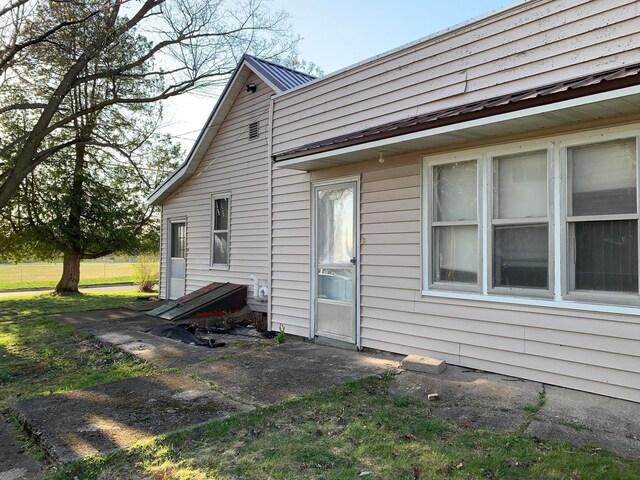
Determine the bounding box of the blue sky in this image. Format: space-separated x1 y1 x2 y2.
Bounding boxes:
272 0 516 74
164 0 515 148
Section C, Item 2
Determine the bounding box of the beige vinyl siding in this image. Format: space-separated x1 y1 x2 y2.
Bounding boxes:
271 0 640 155
269 167 311 336
160 73 271 311
277 146 640 402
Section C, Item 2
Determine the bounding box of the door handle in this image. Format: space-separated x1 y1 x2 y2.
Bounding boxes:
349 257 357 265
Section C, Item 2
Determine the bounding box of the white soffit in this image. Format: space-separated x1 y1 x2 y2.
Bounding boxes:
274 86 640 171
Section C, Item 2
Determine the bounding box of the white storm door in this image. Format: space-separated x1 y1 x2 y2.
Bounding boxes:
169 221 186 299
314 182 357 343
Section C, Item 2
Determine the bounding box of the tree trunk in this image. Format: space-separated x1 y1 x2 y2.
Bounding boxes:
55 250 82 294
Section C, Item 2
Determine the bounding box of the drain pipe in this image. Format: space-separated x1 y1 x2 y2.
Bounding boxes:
249 275 268 302
258 284 269 302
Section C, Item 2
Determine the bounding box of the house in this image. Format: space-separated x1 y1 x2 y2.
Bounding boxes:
150 0 640 403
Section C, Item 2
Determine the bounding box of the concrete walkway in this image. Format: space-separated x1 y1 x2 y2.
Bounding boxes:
9 308 400 465
0 414 42 480
2 306 639 475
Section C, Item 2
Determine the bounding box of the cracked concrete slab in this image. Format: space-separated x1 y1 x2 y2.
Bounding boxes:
50 309 157 336
188 342 401 407
527 385 640 459
96 329 222 369
0 414 42 480
55 310 272 369
389 367 542 432
11 374 252 464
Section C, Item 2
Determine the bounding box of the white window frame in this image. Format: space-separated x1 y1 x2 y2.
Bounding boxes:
559 136 640 305
425 155 482 293
210 192 230 269
421 124 640 311
487 146 554 299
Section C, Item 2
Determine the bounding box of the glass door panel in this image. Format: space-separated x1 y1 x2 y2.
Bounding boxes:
314 183 356 343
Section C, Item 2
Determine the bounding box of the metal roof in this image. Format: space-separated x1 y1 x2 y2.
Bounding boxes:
273 62 640 161
244 55 315 91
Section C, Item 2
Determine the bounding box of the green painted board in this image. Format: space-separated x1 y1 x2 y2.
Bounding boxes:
147 282 247 321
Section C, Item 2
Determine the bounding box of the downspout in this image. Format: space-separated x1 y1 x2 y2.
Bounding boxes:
267 96 275 326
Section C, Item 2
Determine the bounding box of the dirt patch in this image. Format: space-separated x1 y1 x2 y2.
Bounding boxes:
389 367 542 432
187 342 401 407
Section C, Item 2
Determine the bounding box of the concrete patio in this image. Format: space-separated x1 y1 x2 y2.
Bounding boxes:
2 306 639 478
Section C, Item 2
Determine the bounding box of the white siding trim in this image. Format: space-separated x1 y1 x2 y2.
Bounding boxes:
267 97 275 330
420 289 640 317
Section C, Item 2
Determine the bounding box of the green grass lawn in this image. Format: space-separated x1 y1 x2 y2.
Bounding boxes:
2 293 639 480
48 376 640 480
0 291 161 409
0 262 137 290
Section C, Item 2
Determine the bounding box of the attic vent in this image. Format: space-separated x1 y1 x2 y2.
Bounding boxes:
248 121 259 140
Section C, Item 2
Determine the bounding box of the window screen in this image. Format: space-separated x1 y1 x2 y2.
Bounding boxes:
568 138 638 293
432 160 478 285
492 151 549 289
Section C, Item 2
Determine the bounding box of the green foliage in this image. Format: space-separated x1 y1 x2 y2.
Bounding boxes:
0 7 182 271
0 0 304 210
132 255 159 292
275 324 286 344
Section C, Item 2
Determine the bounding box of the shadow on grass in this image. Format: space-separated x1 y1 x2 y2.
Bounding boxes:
48 376 640 480
0 292 159 409
0 291 152 323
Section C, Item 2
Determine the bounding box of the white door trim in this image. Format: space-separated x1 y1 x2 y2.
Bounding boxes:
167 217 187 300
310 175 361 347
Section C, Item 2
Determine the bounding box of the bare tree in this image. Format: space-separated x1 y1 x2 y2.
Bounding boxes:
0 0 298 209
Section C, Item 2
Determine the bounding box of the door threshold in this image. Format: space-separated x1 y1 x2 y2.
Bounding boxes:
314 336 358 351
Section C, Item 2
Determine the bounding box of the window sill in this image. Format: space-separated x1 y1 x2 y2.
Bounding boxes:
429 282 482 294
420 289 640 316
209 264 229 271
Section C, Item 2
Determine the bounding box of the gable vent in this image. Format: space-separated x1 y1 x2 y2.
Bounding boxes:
248 121 259 140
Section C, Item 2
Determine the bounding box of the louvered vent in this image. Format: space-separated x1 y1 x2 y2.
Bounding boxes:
248 121 259 140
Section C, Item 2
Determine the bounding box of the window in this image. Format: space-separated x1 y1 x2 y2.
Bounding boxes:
423 130 640 306
492 151 549 290
211 194 230 267
431 160 479 286
170 222 186 258
567 138 638 294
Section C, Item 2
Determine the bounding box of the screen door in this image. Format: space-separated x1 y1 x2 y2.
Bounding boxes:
314 182 357 343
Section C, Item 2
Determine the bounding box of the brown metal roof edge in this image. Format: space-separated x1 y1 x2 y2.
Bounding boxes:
272 64 640 163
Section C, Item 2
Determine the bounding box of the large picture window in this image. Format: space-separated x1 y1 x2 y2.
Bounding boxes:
423 131 640 307
211 193 230 267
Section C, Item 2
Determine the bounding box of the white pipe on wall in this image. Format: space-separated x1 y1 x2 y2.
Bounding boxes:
249 275 268 302
258 285 269 302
